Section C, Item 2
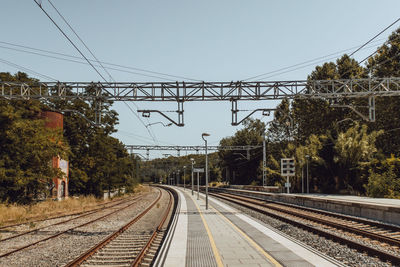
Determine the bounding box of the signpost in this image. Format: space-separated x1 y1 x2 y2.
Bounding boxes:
193 168 204 200
281 158 295 193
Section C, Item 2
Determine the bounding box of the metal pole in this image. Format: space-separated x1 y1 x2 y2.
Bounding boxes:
205 139 208 210
197 172 199 200
301 165 304 193
306 157 309 194
286 176 290 194
202 133 210 210
191 160 194 195
183 166 186 190
263 133 266 187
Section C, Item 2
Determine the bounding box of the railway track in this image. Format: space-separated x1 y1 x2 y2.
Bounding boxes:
66 187 174 267
0 195 141 243
0 195 138 231
211 190 400 265
0 193 148 259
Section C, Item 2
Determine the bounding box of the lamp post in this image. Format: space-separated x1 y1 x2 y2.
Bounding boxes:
202 133 210 210
306 155 310 194
190 158 195 195
262 132 266 187
301 161 304 193
183 166 186 190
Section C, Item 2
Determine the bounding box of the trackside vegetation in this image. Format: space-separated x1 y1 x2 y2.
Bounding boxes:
1 28 399 202
143 28 400 198
0 72 140 203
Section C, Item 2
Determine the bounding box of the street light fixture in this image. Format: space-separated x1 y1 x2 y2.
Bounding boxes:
190 158 195 195
202 132 210 210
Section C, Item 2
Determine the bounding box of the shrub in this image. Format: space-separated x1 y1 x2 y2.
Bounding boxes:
365 166 400 198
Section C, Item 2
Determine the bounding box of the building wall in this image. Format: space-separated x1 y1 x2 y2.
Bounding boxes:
42 111 69 199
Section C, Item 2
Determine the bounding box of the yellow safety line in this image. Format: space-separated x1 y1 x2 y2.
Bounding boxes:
211 204 283 267
192 199 224 267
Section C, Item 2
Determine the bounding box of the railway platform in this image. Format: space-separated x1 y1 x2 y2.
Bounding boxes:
211 188 400 225
157 186 340 267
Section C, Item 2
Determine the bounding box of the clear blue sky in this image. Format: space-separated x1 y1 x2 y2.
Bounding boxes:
2 1 400 159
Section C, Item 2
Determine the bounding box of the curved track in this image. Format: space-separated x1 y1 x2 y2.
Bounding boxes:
66 187 174 267
211 190 400 265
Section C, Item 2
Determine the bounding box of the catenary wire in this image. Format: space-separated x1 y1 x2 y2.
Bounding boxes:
34 0 159 144
47 0 115 83
33 0 109 83
0 58 57 82
243 39 386 81
0 44 177 81
348 17 400 57
0 41 201 81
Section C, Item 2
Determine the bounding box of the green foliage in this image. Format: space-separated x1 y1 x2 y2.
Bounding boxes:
0 72 135 201
141 153 222 185
367 28 400 156
365 156 400 198
0 74 69 203
219 119 265 185
334 123 382 167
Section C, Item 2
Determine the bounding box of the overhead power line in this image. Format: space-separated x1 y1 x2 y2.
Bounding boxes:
33 0 109 83
0 44 177 81
45 0 159 144
349 17 400 57
47 0 114 82
0 40 200 81
33 0 159 144
243 39 386 81
0 57 57 81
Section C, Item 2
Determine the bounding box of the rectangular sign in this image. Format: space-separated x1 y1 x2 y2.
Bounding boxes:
281 158 295 177
193 168 204 173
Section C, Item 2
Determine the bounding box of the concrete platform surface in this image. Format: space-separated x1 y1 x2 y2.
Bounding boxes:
162 186 340 267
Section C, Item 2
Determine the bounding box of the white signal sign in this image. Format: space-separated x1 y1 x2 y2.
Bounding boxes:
281 158 295 177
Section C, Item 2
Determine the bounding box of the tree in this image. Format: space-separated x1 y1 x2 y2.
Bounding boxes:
334 123 382 193
367 27 400 156
0 73 69 203
219 119 265 185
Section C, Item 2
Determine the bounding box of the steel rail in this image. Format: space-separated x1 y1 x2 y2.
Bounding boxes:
210 192 400 265
0 195 140 243
131 189 173 266
65 187 163 267
218 192 400 247
217 188 400 232
0 195 144 258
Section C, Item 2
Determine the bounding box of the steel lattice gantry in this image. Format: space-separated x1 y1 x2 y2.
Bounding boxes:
2 78 400 125
126 145 261 159
126 145 261 151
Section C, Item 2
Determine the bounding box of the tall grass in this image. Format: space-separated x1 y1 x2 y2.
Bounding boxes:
0 184 146 226
0 195 109 226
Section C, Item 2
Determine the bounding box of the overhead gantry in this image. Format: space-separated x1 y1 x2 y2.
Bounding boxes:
1 78 400 125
